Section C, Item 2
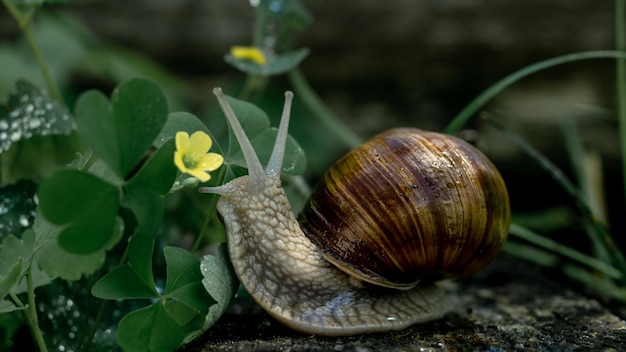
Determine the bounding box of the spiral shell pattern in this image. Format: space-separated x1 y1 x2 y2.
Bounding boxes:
298 128 510 289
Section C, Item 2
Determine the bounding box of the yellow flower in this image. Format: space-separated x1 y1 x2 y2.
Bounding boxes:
174 131 224 182
230 46 267 65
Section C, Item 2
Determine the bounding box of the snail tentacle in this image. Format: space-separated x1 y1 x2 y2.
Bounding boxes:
266 91 294 177
212 87 266 194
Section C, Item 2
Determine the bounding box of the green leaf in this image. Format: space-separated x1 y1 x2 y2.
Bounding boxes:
117 303 183 352
163 299 198 327
0 230 52 293
229 127 306 175
225 96 270 154
0 300 23 314
164 247 213 315
221 95 306 175
74 78 169 177
127 236 157 292
92 265 159 300
201 243 238 329
34 212 124 281
38 169 120 254
125 139 177 195
0 80 74 153
154 112 211 149
225 48 310 76
0 259 22 299
86 158 122 185
121 187 164 238
92 237 157 300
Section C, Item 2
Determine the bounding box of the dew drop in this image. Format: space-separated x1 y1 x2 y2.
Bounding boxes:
10 131 21 141
19 214 30 227
0 120 7 130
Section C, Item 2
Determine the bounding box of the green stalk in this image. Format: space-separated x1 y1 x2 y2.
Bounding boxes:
288 68 362 149
26 265 48 352
81 239 134 352
616 0 626 211
22 22 62 102
1 0 62 103
192 166 227 253
444 50 626 135
509 223 622 279
484 112 626 281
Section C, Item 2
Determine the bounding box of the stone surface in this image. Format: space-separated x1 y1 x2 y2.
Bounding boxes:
180 254 626 351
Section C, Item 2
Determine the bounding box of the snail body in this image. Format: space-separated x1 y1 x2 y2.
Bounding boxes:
202 89 510 336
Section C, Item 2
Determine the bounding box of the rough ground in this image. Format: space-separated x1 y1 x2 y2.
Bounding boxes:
180 254 626 351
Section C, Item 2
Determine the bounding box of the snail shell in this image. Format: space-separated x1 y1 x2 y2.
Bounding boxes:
299 128 510 289
202 89 510 336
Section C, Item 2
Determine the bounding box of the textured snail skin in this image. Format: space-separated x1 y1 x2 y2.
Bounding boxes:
202 88 450 336
299 128 510 289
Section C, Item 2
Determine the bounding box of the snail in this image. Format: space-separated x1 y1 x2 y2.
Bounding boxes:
201 88 510 336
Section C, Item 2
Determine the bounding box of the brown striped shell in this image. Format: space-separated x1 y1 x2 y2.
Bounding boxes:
298 128 510 289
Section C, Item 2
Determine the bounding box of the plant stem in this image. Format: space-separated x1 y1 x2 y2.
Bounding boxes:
26 265 48 352
288 68 362 149
238 74 268 101
192 166 227 253
444 50 626 135
80 300 107 352
22 22 62 102
616 0 626 213
1 0 62 103
509 223 622 279
484 112 626 281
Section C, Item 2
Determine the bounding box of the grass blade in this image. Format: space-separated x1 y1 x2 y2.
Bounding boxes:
483 112 626 282
444 50 626 135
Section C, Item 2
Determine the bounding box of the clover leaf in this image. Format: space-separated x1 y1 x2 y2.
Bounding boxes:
74 78 168 178
34 211 124 281
92 242 219 351
38 169 120 254
0 80 74 153
0 230 52 294
201 243 238 329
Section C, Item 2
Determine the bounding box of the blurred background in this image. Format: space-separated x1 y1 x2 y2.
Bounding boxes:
0 0 622 245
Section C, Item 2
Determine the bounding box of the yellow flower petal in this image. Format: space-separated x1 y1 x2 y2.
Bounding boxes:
189 131 213 153
230 46 267 65
187 169 211 183
175 132 191 154
196 153 224 172
173 151 188 173
173 130 224 183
